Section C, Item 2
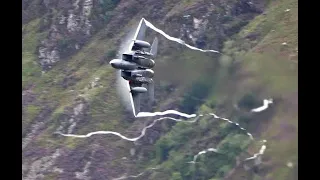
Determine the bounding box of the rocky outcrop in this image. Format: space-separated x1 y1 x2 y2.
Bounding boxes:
169 0 265 50
23 149 63 180
37 0 96 70
56 97 89 134
22 105 53 148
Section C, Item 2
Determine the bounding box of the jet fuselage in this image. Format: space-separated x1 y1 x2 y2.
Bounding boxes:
109 55 155 70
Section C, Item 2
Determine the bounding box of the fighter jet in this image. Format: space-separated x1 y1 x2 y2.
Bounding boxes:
109 18 158 116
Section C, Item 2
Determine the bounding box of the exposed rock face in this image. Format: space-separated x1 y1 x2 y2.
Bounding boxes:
169 0 265 50
23 122 45 150
75 161 91 180
22 105 53 149
56 98 89 134
33 0 264 70
23 149 63 180
38 46 60 68
37 0 94 70
22 88 36 106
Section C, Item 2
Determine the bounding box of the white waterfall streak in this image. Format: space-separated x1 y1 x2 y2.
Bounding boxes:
57 116 199 141
188 148 219 164
57 112 254 141
244 140 267 161
251 99 273 112
136 110 196 118
143 18 221 54
112 168 159 180
205 113 254 140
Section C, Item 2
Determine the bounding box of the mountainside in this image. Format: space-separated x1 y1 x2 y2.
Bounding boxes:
22 0 298 179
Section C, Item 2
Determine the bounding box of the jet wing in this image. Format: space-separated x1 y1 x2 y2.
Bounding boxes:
128 18 147 52
150 37 158 57
124 18 148 116
126 79 144 116
134 18 147 41
132 90 141 116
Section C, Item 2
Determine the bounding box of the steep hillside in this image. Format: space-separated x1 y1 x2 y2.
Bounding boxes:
22 0 297 179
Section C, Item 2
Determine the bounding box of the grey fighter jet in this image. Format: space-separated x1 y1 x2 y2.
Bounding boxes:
109 18 158 116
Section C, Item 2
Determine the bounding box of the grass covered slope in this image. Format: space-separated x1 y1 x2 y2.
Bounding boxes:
142 0 297 179
22 0 297 179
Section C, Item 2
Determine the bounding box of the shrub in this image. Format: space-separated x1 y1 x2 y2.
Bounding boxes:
180 80 212 114
237 93 260 110
171 172 183 180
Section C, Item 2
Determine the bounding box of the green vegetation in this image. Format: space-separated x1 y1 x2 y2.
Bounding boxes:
180 79 213 113
237 93 261 110
22 0 122 149
22 18 44 90
92 0 121 26
22 0 297 179
43 173 58 180
25 105 41 121
171 172 183 180
145 112 253 179
137 0 297 179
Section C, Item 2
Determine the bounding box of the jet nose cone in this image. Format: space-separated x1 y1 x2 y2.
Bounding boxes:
109 59 117 68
